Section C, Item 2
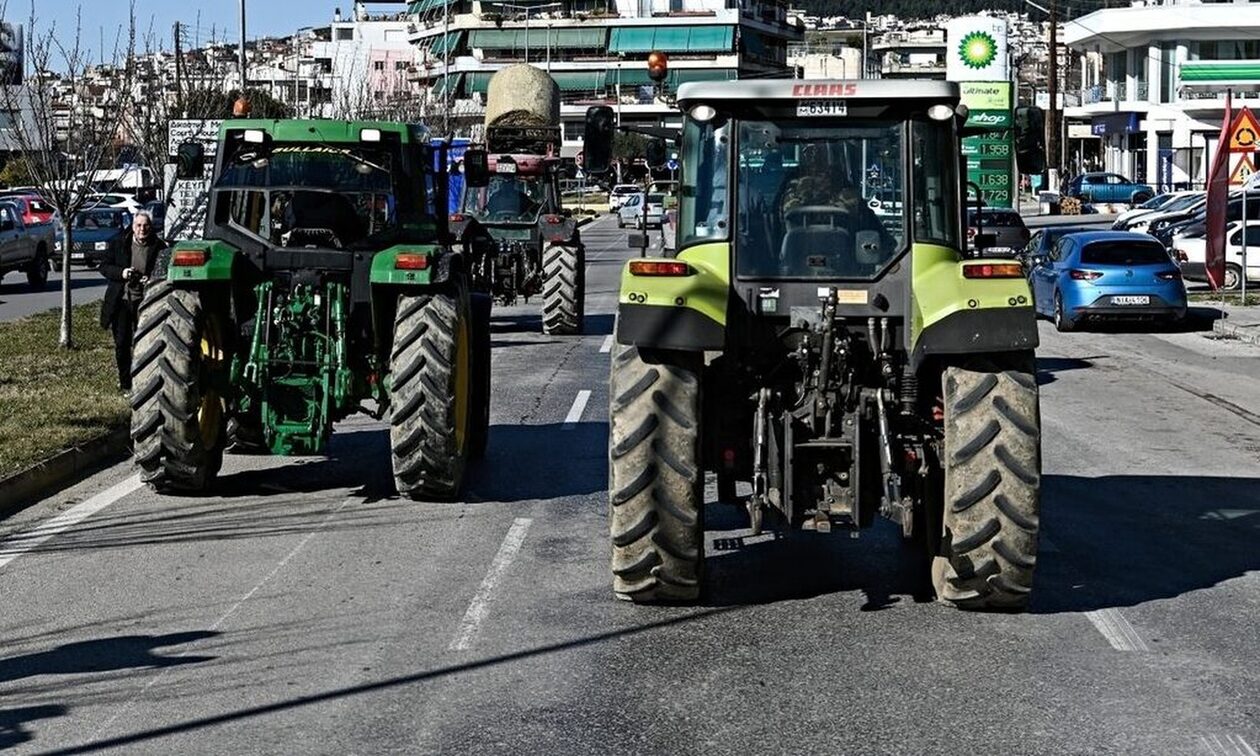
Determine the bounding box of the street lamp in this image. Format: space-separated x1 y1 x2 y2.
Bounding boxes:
487 2 561 64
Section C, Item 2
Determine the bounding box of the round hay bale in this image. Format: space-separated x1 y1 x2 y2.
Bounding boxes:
485 64 560 128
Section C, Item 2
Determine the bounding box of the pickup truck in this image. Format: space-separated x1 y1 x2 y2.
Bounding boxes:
0 200 55 289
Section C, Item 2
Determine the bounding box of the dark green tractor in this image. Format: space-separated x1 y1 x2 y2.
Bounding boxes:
135 120 490 499
587 80 1047 610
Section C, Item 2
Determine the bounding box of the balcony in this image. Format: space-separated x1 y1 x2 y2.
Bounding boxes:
1079 81 1150 105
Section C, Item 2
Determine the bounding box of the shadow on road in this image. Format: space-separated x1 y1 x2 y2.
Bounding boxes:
1037 355 1108 386
0 631 219 684
0 705 68 750
490 313 614 336
466 421 607 503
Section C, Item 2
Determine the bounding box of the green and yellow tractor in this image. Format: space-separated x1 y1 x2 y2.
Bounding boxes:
587 80 1046 610
135 119 489 499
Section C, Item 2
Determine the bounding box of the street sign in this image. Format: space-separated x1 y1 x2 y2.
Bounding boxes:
666 158 679 171
1230 153 1256 186
1228 108 1260 153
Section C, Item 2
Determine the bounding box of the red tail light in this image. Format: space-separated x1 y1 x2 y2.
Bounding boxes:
1069 269 1103 281
543 214 564 224
628 260 691 277
450 213 466 223
962 262 1024 279
172 249 208 267
1157 270 1182 281
395 253 429 270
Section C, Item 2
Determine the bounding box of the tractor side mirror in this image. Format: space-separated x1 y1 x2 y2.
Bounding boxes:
1014 106 1047 176
583 106 615 175
464 149 490 188
645 139 667 169
175 142 205 180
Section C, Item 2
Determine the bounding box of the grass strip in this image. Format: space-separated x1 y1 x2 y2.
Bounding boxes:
0 304 128 479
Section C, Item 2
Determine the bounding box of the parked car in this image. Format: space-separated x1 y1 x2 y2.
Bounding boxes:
609 184 640 212
82 192 144 213
1029 231 1186 331
617 192 665 229
1063 173 1155 206
966 207 1030 256
1121 193 1205 233
1174 220 1260 291
1151 191 1260 248
0 194 56 226
1112 191 1200 229
0 200 56 288
53 207 132 271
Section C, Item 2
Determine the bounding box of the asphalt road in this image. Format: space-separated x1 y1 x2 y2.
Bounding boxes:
1 216 1258 755
0 267 108 323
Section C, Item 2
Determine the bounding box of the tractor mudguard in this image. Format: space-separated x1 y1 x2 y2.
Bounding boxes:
616 242 729 352
909 243 1039 369
371 245 465 287
165 240 239 282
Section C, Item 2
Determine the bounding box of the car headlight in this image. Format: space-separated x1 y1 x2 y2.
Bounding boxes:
95 241 109 251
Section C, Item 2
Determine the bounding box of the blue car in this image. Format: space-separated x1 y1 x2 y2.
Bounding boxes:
1028 231 1187 332
1063 173 1155 206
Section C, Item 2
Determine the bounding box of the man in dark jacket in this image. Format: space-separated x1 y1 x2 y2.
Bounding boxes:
99 211 167 392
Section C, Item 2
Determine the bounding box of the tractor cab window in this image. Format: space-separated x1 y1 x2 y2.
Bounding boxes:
214 141 424 249
461 175 545 223
678 118 731 247
735 120 904 280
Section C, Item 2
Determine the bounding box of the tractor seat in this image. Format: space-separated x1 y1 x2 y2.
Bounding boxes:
780 227 856 276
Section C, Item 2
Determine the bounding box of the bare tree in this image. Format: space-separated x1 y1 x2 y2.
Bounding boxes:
327 55 430 123
0 1 137 348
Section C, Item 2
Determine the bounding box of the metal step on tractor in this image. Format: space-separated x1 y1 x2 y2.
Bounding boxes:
451 64 585 335
137 118 490 500
585 79 1048 610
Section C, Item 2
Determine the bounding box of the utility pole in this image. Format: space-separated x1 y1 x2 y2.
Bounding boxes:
239 0 248 93
443 2 451 137
174 22 185 117
1047 0 1061 183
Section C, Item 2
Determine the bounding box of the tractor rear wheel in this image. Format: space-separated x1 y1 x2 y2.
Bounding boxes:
131 281 229 492
932 355 1041 611
389 286 474 500
608 343 704 603
542 244 584 335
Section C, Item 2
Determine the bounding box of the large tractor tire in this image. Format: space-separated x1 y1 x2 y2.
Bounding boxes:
389 285 474 500
932 355 1041 611
608 343 704 602
542 244 584 335
131 281 229 492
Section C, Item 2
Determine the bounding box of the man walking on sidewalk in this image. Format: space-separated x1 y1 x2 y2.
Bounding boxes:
99 211 166 393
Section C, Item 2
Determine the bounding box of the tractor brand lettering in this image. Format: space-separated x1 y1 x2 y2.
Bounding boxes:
791 83 859 98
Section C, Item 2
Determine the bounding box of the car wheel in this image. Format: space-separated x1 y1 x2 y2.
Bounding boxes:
617 216 624 229
1054 291 1077 333
1224 263 1243 291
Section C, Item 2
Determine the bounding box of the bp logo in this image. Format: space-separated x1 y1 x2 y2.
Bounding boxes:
959 30 998 70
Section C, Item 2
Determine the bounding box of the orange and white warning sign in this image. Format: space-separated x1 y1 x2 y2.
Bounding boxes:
1230 153 1256 185
1229 108 1260 152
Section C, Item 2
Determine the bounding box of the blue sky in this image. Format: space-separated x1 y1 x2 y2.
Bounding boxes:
24 2 372 51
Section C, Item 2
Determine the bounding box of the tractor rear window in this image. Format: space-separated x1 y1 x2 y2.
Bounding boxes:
1081 241 1170 266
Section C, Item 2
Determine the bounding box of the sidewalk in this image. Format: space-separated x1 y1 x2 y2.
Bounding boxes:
1212 303 1260 344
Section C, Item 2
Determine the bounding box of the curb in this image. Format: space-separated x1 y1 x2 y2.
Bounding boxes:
1213 319 1260 344
0 426 131 520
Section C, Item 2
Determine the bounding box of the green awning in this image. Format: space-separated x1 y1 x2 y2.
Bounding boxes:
468 72 493 94
425 30 463 57
408 0 456 13
469 28 603 51
552 71 606 92
549 28 605 48
1180 61 1260 86
611 68 737 88
431 72 464 97
609 25 735 54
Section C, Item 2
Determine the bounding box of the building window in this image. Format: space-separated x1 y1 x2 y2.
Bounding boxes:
1160 44 1175 104
335 28 354 41
374 61 386 71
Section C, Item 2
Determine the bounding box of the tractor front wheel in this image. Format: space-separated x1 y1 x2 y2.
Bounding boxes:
389 286 474 500
931 355 1041 611
131 281 229 492
608 343 704 603
542 244 584 335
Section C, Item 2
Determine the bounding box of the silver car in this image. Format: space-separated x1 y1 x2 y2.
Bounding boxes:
617 193 665 229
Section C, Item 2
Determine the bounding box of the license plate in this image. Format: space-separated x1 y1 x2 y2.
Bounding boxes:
796 100 847 117
1112 295 1150 305
71 253 85 261
495 162 517 174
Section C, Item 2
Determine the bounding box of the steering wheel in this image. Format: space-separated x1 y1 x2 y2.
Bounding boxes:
784 205 852 227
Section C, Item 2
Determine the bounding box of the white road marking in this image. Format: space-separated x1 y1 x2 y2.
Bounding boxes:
1199 734 1260 756
1084 608 1149 652
600 335 614 354
563 390 592 429
0 475 143 570
97 497 356 735
449 517 532 652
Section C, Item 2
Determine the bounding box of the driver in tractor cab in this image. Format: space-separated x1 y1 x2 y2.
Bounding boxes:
486 178 538 218
781 146 889 238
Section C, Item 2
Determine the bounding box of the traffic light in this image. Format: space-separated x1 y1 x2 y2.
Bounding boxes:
583 106 615 175
1013 106 1047 176
647 51 669 84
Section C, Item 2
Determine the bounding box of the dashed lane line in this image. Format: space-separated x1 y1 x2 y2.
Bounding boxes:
0 475 143 570
1199 734 1259 756
600 335 614 354
1084 608 1150 652
449 517 533 652
563 390 592 429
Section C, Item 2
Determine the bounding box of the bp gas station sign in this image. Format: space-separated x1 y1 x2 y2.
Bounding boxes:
947 17 1015 209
